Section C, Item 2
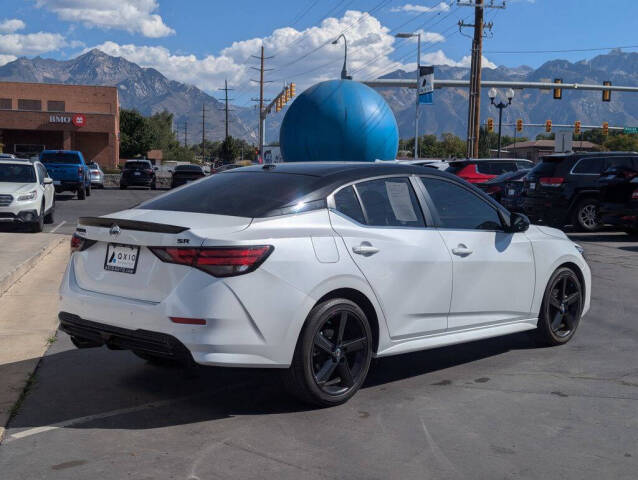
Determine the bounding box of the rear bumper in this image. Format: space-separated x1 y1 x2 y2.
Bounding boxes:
599 202 638 227
54 180 83 192
121 176 153 186
59 312 194 364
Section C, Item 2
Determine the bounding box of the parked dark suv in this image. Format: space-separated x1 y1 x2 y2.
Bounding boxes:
521 152 638 231
120 159 156 190
598 161 638 234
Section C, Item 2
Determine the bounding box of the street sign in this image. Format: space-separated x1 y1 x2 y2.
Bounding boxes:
623 127 638 134
418 66 434 104
555 131 573 153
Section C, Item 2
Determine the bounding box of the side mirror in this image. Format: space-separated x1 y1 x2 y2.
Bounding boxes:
506 212 530 233
44 177 53 185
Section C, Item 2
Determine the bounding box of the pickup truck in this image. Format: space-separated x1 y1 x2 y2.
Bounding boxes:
39 150 91 200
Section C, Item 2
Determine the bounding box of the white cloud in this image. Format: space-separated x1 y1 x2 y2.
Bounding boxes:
0 54 17 66
88 11 406 96
0 31 68 56
35 0 174 38
404 29 445 44
391 2 451 13
0 19 26 34
420 49 497 69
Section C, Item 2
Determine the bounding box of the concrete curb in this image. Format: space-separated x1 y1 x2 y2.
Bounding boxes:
0 236 67 298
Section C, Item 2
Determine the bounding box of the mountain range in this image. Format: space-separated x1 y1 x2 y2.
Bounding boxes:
1 48 638 144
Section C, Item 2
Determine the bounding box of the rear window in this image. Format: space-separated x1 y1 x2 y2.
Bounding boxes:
139 171 324 218
175 165 203 172
477 161 518 175
40 152 81 164
124 161 151 170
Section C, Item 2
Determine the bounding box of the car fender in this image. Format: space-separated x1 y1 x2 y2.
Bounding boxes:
568 189 600 212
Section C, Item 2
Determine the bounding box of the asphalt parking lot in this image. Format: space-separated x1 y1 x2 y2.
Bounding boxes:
0 224 636 478
0 187 164 236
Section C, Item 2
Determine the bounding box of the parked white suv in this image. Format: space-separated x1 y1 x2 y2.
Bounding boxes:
0 159 55 232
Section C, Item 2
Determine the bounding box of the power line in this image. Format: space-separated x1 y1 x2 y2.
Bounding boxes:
485 44 638 54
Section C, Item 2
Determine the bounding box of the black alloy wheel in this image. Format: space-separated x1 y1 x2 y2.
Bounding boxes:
285 298 372 406
536 267 583 346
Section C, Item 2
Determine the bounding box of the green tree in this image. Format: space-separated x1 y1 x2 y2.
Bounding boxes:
603 133 638 151
119 109 153 158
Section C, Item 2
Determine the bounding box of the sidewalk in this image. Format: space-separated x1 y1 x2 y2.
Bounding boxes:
0 237 69 443
0 233 67 296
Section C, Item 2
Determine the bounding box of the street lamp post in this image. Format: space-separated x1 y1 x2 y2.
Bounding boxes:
332 34 352 80
396 32 421 159
488 88 515 158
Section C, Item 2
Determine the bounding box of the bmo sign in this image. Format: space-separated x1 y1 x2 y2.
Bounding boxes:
49 113 86 128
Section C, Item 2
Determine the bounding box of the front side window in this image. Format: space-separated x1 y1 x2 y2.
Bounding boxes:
420 177 503 231
355 177 425 228
333 186 365 224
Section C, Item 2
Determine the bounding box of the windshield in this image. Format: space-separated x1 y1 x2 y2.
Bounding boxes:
40 152 81 164
139 171 324 217
124 162 151 170
0 163 36 183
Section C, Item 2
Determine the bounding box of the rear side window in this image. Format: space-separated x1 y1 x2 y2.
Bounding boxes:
40 152 81 164
530 159 561 176
140 171 323 218
356 177 425 228
572 158 606 174
333 186 365 224
420 177 502 231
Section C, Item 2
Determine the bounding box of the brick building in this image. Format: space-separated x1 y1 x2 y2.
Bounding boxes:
0 82 119 167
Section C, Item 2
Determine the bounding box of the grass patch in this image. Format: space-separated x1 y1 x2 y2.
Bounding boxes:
9 372 36 420
47 335 57 344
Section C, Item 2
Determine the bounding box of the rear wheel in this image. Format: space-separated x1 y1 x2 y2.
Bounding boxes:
86 183 91 197
535 267 583 346
150 179 157 190
284 298 372 407
119 184 127 190
77 185 86 200
573 198 600 231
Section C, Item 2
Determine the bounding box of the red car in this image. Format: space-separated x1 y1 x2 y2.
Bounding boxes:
446 158 534 184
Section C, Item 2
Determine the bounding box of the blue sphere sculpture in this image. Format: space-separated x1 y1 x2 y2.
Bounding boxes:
280 80 398 162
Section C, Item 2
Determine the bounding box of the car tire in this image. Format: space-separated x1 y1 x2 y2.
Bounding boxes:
573 198 600 232
44 198 55 224
31 204 44 233
151 179 157 190
283 298 373 407
535 267 583 346
77 186 86 200
86 183 91 197
119 184 127 190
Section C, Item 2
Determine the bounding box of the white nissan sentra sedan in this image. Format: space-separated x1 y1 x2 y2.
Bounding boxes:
59 162 590 406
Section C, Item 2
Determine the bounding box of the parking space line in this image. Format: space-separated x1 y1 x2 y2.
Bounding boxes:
49 221 66 233
5 382 248 443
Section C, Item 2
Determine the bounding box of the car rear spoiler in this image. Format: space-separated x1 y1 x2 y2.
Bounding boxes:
78 217 189 234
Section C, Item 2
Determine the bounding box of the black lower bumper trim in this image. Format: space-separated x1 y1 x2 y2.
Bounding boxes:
58 312 194 365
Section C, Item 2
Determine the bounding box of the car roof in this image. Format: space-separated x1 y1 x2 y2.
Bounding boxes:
0 159 34 165
544 151 638 159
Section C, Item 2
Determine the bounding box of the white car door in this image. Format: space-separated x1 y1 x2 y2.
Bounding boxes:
417 176 535 330
38 163 54 211
329 176 453 339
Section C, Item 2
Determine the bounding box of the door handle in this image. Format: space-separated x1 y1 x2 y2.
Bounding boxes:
352 243 379 256
452 244 473 256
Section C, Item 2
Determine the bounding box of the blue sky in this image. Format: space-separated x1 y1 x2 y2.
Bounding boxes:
2 1 637 104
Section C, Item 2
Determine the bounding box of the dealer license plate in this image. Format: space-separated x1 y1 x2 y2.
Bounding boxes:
508 188 516 196
53 180 61 186
529 182 536 190
104 243 140 274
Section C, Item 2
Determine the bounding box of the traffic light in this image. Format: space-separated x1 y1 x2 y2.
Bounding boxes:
487 118 494 133
516 119 523 132
275 97 281 112
574 121 581 135
602 121 609 136
289 83 296 97
602 81 612 102
545 120 552 133
553 78 563 100
284 86 290 103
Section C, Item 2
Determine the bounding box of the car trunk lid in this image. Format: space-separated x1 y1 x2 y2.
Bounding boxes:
73 210 252 302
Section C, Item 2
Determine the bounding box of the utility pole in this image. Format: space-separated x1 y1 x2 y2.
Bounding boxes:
202 104 206 161
183 119 187 148
251 46 273 162
218 79 234 140
458 0 504 158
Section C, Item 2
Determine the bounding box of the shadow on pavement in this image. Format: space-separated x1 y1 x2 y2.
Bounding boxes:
6 330 538 434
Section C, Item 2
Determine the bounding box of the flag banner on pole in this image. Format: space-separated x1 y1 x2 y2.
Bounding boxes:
418 66 434 104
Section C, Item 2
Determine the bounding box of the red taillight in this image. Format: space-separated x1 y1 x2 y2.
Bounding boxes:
632 188 638 200
144 169 153 175
150 246 273 277
623 170 638 179
70 233 96 253
91 170 99 174
539 177 564 187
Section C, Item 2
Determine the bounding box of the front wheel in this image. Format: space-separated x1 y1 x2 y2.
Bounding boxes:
283 298 373 407
535 267 583 346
